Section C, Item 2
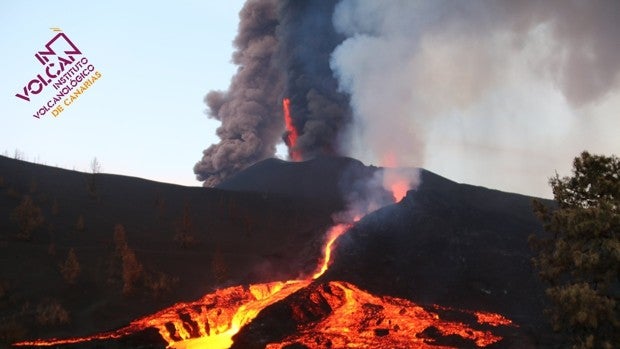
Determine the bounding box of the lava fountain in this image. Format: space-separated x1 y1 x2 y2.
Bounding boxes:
14 173 516 349
282 98 302 161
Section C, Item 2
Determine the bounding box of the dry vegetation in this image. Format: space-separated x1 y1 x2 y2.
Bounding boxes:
10 195 44 240
60 248 80 285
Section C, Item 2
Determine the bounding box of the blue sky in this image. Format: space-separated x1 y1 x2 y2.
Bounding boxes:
1 1 246 186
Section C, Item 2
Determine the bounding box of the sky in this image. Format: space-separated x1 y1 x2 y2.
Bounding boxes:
1 1 246 186
1 1 618 199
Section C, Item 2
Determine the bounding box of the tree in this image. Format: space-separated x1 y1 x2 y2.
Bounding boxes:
121 248 143 296
90 157 101 174
112 224 143 296
87 157 101 197
11 195 44 240
60 248 80 285
531 151 619 348
174 204 197 248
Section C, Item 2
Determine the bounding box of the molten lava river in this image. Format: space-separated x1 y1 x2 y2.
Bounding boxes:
14 221 516 348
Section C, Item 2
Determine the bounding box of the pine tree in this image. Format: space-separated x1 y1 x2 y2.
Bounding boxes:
531 151 619 348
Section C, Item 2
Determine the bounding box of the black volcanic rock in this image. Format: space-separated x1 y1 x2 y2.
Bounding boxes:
229 166 560 347
323 170 558 346
217 156 382 207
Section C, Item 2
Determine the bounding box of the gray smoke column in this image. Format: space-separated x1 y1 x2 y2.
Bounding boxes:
194 0 284 187
277 0 352 159
196 0 619 194
195 0 351 186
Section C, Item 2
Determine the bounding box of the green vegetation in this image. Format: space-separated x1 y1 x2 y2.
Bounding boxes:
531 151 619 348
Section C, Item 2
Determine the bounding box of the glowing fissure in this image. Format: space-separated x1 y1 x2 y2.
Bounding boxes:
282 98 302 161
311 224 350 279
14 181 516 349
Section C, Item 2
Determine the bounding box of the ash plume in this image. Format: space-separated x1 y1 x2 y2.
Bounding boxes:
194 0 284 187
195 0 351 186
277 0 352 159
196 0 619 195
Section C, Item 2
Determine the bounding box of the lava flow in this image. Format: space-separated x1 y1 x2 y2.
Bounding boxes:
282 98 302 161
13 224 351 349
14 179 516 349
263 281 513 349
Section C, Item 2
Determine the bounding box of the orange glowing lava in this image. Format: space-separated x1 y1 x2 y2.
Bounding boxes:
266 281 509 348
380 152 414 203
311 223 350 279
474 311 514 327
282 98 302 161
389 180 409 202
14 222 515 349
14 223 350 349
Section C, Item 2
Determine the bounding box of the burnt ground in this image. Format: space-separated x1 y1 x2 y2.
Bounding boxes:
0 155 563 348
0 155 338 346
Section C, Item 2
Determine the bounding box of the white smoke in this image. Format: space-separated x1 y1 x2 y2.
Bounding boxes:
330 0 620 197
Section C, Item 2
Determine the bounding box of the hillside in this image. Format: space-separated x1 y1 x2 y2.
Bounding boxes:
0 155 558 347
0 155 337 345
